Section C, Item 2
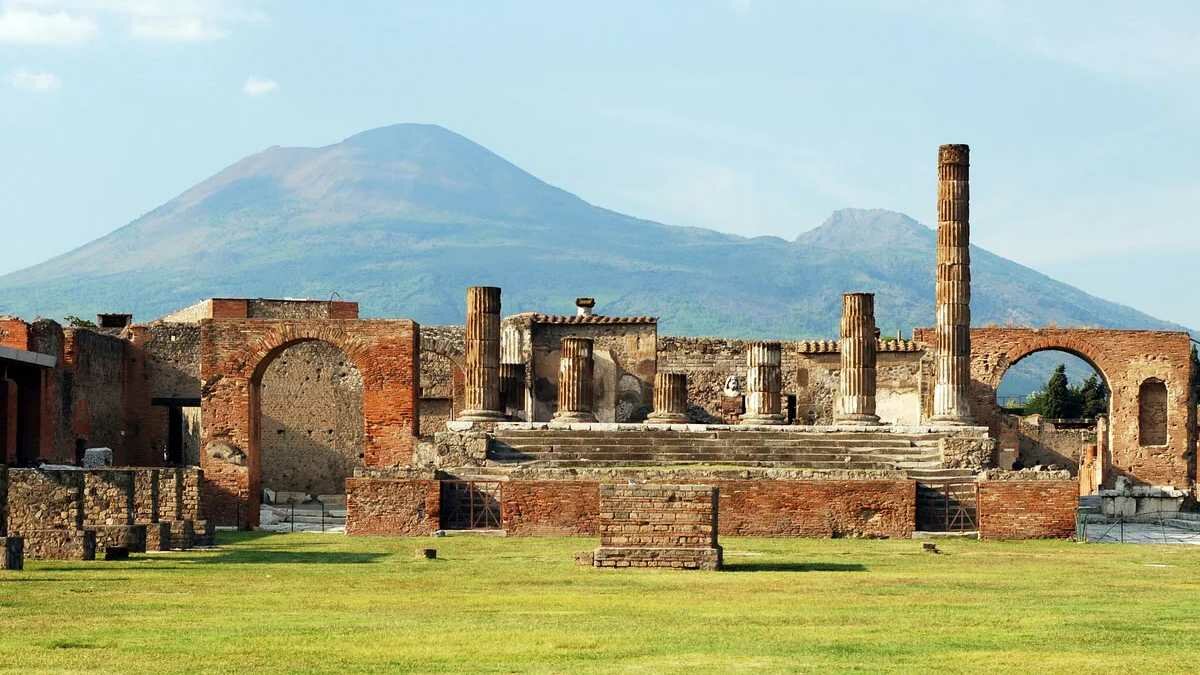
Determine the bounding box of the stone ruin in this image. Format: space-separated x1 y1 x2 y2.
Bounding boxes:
0 143 1196 550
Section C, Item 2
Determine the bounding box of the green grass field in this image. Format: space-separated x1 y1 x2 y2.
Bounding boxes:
1 533 1198 673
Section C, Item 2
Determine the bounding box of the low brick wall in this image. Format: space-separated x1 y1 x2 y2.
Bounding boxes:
593 484 721 570
977 480 1077 539
501 480 600 536
715 480 915 538
346 478 440 536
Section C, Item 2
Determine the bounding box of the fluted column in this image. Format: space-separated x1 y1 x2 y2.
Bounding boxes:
554 337 596 423
459 286 506 421
836 293 880 425
647 372 689 424
741 341 785 425
932 144 974 424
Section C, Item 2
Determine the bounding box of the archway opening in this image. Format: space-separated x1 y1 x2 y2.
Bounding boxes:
996 349 1109 473
253 340 365 503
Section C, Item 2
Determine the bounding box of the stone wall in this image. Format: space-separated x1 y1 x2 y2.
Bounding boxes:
141 323 201 400
997 415 1095 471
501 480 600 536
976 479 1077 539
345 478 440 535
418 325 465 436
259 341 364 495
63 328 130 460
6 469 83 531
657 337 925 425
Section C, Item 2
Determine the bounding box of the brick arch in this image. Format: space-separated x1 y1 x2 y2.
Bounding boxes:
963 327 1194 489
199 318 419 528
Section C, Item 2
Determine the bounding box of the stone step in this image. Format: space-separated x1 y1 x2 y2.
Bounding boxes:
490 448 935 460
488 459 898 470
493 436 925 448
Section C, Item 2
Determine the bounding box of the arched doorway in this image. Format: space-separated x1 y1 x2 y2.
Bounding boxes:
255 340 364 498
994 348 1110 478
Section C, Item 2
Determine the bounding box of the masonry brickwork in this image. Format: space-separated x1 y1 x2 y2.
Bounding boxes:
344 478 440 536
976 479 1077 539
592 484 722 570
500 480 600 536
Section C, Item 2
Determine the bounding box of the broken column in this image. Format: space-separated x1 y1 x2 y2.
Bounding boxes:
0 465 23 570
932 144 974 425
554 337 596 423
459 286 506 422
647 372 689 424
741 341 785 425
836 292 880 425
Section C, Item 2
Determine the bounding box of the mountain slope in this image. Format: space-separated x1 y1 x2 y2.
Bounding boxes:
0 123 1186 341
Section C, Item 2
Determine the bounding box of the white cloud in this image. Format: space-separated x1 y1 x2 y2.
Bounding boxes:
0 6 96 43
130 15 226 41
242 76 277 96
4 0 264 43
8 68 62 91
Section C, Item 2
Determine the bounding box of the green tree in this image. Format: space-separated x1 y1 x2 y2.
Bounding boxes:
1024 364 1079 418
1075 374 1108 418
62 314 97 328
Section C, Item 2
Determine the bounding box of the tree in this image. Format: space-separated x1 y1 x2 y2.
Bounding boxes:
1076 374 1108 418
62 315 97 328
1024 364 1081 419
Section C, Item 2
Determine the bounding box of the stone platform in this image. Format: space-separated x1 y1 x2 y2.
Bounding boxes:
589 484 722 571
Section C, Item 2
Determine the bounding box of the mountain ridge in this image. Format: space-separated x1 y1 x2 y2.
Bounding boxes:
0 123 1188 342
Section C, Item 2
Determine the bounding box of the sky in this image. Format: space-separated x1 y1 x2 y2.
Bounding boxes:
1 1 1198 326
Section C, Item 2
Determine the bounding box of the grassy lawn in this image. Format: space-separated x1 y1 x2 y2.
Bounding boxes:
1 533 1198 673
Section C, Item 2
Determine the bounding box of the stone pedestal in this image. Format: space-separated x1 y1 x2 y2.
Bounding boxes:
836 293 880 425
592 484 722 570
741 342 784 425
554 337 597 423
459 286 506 422
931 144 974 424
0 537 22 570
647 372 689 424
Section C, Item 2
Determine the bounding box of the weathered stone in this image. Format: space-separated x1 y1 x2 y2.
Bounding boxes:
836 293 880 425
553 337 597 423
459 286 506 421
81 447 114 468
647 372 689 424
931 143 974 425
741 342 784 425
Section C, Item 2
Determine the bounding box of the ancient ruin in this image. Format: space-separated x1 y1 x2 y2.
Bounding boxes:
1 142 1197 558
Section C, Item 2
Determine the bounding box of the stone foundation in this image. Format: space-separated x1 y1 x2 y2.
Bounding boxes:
592 484 722 570
23 529 96 560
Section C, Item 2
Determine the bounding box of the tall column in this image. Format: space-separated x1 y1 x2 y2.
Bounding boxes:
932 144 974 425
554 337 596 423
647 372 689 424
741 341 785 425
836 293 880 425
459 286 506 421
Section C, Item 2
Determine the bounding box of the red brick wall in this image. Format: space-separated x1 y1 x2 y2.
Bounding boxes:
501 480 600 536
199 319 418 527
977 480 1077 539
713 479 915 538
915 327 1196 489
345 478 439 536
0 319 30 350
209 299 249 319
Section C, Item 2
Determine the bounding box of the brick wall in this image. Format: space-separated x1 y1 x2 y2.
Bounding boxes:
714 479 916 538
501 480 600 535
593 484 721 569
976 480 1077 539
345 478 439 536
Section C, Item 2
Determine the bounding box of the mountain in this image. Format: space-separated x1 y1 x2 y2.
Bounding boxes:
0 124 1188 346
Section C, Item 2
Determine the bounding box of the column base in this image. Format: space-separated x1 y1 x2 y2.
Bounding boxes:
646 412 689 424
740 414 786 426
552 411 597 424
458 410 508 422
929 415 975 426
835 414 881 425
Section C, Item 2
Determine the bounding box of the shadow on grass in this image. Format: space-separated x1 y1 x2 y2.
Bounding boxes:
722 561 867 573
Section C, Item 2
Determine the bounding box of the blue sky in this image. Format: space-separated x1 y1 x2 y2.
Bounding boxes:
1 1 1197 326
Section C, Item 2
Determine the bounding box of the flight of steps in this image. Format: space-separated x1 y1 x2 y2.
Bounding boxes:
488 428 948 472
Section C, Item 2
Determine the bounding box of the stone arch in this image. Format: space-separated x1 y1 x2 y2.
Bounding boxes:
418 334 466 436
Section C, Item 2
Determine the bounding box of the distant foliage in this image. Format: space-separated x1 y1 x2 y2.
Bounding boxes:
63 314 97 328
1191 345 1200 403
1021 364 1108 419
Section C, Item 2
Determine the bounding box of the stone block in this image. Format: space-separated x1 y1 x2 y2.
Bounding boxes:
0 537 23 570
164 520 194 550
143 522 172 552
23 529 96 561
81 448 114 468
94 524 148 554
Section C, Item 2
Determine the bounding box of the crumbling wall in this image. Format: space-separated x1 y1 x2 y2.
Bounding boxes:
418 325 465 436
259 340 364 495
64 328 130 459
657 337 924 425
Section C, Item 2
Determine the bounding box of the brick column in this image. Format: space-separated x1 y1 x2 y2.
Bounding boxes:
554 337 596 423
459 286 506 421
836 293 880 425
647 372 689 424
932 144 974 425
741 341 785 425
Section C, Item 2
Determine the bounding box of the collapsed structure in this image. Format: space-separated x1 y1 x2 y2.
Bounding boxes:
1 144 1196 557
